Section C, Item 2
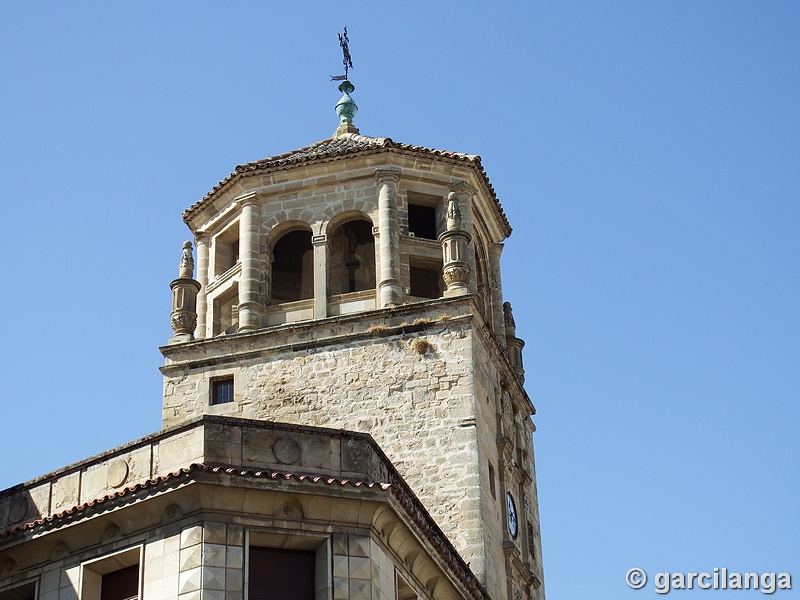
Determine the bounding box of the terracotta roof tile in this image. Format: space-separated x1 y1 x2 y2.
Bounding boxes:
0 465 387 540
0 463 493 600
184 133 511 237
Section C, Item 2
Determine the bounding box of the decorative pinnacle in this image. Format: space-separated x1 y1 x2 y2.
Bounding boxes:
179 240 194 278
446 192 463 230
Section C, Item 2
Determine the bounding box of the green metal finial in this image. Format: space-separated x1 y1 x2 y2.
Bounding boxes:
331 27 359 136
335 80 358 122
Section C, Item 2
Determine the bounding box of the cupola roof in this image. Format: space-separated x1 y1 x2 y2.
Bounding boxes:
184 133 511 237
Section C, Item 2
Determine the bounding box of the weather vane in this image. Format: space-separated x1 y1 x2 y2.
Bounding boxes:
331 26 353 82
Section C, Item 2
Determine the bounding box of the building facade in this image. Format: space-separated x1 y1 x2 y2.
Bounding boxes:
0 81 543 600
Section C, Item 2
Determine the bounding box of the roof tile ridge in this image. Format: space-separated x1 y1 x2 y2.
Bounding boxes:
392 139 479 160
338 132 391 146
243 138 335 167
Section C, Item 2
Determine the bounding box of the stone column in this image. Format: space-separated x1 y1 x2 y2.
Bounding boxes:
312 234 329 319
169 241 201 344
439 192 472 297
375 168 402 307
194 233 210 339
488 243 507 346
451 182 478 295
235 192 263 332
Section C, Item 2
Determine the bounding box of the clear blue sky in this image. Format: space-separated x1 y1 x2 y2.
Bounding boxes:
1 3 797 598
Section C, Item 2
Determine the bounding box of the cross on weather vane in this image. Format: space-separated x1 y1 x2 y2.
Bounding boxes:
331 26 353 82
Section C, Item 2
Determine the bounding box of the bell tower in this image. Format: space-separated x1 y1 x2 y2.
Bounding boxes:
160 80 544 600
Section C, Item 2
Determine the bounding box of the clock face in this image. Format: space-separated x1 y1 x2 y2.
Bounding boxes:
506 492 519 539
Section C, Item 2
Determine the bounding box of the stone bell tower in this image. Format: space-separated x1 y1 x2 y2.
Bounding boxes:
160 80 544 600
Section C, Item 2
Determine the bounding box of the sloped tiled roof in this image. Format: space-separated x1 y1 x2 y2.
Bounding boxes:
0 464 387 539
184 133 511 236
0 463 495 600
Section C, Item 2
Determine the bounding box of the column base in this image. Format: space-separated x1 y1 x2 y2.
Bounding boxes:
379 279 402 307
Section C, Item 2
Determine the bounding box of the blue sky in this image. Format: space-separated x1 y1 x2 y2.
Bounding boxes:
1 2 797 598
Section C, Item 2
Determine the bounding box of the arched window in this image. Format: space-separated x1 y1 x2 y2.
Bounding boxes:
328 219 375 296
271 230 313 303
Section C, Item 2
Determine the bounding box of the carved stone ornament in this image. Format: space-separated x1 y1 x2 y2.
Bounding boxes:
443 264 470 286
107 459 129 488
445 192 462 230
171 311 198 335
273 436 301 465
7 496 28 524
179 240 195 278
104 524 120 540
53 542 68 558
503 302 516 328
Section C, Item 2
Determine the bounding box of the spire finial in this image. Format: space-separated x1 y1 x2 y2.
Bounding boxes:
339 26 353 81
331 27 359 137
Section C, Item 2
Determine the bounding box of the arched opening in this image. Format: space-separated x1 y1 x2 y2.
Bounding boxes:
271 230 313 303
328 219 375 296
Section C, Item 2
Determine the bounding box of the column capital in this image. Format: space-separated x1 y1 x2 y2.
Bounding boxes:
488 242 505 258
450 180 478 197
195 231 211 245
374 167 401 186
234 191 261 208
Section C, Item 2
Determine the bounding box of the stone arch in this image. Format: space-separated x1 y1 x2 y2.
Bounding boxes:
264 212 315 247
269 222 314 304
325 211 376 296
320 198 377 225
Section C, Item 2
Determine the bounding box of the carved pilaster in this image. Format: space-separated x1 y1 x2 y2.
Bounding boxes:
169 241 202 344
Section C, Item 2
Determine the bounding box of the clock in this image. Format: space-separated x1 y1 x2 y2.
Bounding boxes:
506 492 519 539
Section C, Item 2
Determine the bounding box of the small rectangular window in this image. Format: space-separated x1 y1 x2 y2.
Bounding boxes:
101 565 139 600
0 582 36 600
408 204 437 240
213 222 240 277
488 462 496 499
249 547 315 600
409 263 443 299
211 377 234 405
396 572 418 600
81 547 141 600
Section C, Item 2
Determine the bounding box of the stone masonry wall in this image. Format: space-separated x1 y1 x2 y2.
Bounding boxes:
162 316 489 582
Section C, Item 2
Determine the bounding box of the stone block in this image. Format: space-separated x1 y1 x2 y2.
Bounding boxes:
178 566 202 594
332 553 348 578
180 524 203 549
349 578 371 600
179 543 202 571
226 545 243 569
203 522 227 545
203 566 226 591
203 543 226 568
